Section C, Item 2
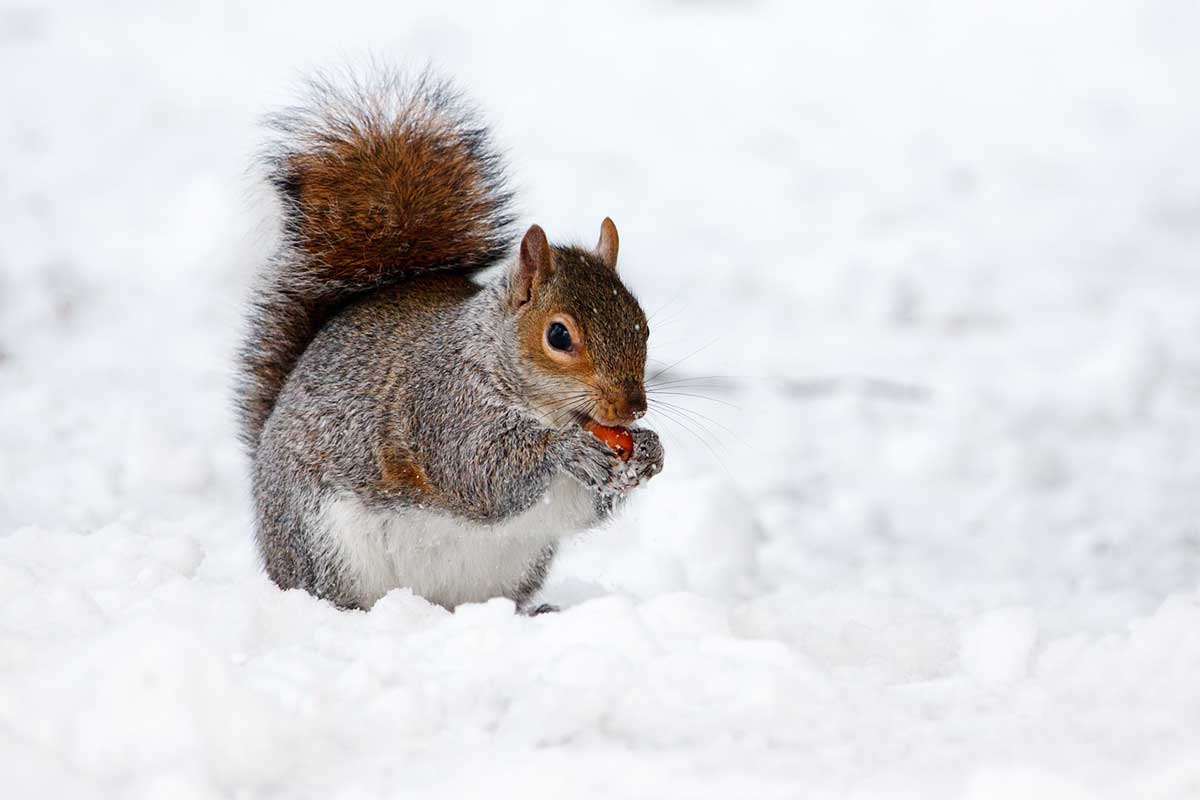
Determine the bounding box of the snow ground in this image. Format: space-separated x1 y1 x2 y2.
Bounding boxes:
2 0 1200 797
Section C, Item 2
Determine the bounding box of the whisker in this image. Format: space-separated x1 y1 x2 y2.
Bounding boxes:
648 397 725 447
646 389 740 410
534 392 592 411
645 294 685 324
645 407 732 478
550 396 596 426
645 375 746 390
645 339 721 384
649 399 737 439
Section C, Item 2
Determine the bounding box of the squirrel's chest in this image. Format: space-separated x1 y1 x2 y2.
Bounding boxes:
314 475 596 609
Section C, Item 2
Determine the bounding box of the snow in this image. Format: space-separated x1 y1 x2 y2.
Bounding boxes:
959 606 1038 688
2 0 1200 797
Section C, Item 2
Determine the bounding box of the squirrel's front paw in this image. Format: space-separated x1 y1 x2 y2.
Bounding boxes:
563 429 628 495
627 427 665 489
563 426 664 496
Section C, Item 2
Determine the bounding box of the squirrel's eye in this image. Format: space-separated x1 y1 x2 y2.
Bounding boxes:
546 321 573 351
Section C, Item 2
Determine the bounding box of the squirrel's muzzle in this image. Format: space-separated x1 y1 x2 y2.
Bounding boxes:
594 383 646 426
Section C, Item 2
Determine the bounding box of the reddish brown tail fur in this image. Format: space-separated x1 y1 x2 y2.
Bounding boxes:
237 70 515 451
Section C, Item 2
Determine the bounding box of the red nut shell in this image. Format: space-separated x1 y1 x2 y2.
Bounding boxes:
584 421 634 461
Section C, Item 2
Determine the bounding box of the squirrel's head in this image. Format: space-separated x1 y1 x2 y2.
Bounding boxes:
508 219 649 429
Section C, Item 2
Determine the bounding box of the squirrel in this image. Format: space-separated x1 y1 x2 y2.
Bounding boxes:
236 71 664 613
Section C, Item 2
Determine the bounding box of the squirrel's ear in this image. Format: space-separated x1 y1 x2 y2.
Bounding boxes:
512 224 554 309
595 217 619 272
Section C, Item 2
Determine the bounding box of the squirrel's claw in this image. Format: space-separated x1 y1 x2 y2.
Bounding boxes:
625 428 664 490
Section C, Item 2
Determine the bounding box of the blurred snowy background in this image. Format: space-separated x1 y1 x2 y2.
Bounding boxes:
2 0 1200 797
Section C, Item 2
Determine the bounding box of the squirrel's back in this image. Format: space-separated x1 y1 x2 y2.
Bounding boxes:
237 69 515 452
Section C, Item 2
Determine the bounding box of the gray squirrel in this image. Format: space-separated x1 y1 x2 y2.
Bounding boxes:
236 71 664 613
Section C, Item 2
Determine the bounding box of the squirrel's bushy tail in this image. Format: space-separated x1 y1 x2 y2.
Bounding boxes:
237 69 515 451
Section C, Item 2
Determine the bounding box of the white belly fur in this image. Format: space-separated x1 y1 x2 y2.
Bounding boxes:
314 474 596 609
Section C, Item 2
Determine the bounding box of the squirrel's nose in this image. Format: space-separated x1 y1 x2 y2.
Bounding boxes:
597 384 647 426
625 387 647 420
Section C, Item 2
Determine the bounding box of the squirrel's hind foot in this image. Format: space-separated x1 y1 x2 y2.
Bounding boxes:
521 603 560 616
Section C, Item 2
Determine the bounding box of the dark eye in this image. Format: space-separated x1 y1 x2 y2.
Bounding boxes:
546 321 572 351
